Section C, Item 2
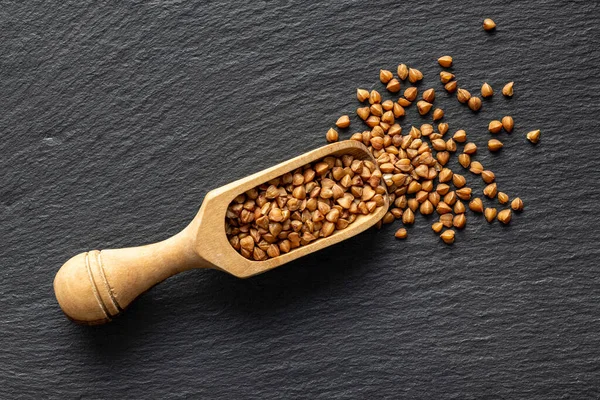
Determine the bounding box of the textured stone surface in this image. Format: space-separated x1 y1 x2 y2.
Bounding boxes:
1 0 600 398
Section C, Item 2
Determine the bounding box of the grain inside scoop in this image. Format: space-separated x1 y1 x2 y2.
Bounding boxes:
54 140 389 324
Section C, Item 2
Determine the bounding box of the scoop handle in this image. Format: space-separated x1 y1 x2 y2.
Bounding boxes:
53 228 204 324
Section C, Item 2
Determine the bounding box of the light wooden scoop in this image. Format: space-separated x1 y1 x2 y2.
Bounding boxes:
54 140 389 324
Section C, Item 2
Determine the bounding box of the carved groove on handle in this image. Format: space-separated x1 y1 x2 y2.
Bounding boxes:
95 250 123 314
85 250 123 321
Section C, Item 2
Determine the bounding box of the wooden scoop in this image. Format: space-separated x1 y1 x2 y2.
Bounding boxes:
54 140 389 324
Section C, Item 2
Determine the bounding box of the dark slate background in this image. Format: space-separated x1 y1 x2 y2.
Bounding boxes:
1 0 600 398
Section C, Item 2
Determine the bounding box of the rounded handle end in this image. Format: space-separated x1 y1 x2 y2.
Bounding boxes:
54 251 122 325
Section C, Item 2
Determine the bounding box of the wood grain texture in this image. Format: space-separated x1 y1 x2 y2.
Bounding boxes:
1 0 600 398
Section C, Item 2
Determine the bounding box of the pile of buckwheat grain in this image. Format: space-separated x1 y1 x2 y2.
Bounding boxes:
227 18 540 257
225 155 384 260
324 19 538 245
